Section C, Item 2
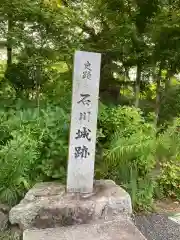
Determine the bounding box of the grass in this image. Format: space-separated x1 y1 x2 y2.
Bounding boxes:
0 231 19 240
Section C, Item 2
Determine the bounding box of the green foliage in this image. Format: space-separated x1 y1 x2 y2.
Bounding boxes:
38 106 69 182
5 62 49 92
43 71 72 111
157 160 180 200
0 101 69 205
0 97 180 211
0 112 40 205
126 173 155 212
156 117 180 200
97 106 156 211
1 0 180 213
99 106 146 140
159 86 180 124
0 231 18 240
157 117 180 161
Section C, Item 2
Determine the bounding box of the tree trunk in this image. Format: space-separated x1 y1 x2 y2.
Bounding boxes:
154 66 162 127
134 64 141 108
7 17 13 67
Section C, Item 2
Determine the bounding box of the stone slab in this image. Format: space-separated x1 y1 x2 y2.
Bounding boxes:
67 50 101 193
23 218 146 240
9 180 132 230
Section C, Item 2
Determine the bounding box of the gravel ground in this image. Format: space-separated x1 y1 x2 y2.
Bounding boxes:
135 214 180 240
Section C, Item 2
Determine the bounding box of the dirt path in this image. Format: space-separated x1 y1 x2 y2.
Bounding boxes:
154 199 180 215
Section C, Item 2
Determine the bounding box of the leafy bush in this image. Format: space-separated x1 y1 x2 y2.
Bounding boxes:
97 106 156 211
0 111 40 205
0 96 180 211
157 160 180 200
99 105 145 140
156 117 180 200
159 86 180 124
43 71 72 110
38 106 69 182
0 102 69 205
5 62 49 92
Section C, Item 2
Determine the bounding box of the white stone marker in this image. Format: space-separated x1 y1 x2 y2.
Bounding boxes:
67 50 101 193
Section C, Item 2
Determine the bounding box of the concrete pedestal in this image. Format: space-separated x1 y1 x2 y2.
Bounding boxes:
9 180 147 239
23 218 146 240
9 180 132 230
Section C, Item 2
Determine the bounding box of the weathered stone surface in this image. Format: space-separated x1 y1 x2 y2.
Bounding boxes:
67 51 101 194
0 211 8 231
9 180 132 230
23 218 146 240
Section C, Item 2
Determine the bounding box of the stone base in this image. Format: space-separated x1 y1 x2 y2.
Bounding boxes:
9 180 132 230
23 218 146 240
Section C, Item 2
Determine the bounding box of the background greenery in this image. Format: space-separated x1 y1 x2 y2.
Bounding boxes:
0 0 180 211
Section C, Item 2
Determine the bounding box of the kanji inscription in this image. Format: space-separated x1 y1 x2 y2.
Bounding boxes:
67 51 101 193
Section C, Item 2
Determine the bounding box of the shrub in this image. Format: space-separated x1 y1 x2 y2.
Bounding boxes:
5 62 49 93
37 106 69 182
96 106 156 211
0 102 70 205
157 160 180 200
1 97 180 211
156 117 180 200
98 105 145 139
0 121 40 205
159 86 180 124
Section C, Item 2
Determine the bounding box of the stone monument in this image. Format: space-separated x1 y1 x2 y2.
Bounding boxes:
67 50 101 194
9 51 146 240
